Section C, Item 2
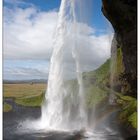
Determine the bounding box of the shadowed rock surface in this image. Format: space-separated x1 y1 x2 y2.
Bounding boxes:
101 0 137 138
102 0 137 97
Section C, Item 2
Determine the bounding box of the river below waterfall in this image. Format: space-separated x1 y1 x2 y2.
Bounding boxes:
3 98 128 140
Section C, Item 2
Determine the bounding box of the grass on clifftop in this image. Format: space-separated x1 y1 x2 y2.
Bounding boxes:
15 92 44 107
83 59 110 84
3 102 12 112
83 59 110 107
94 59 110 83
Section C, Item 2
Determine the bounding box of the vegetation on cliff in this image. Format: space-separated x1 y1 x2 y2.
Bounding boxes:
83 46 137 130
83 59 110 108
15 92 44 107
116 94 137 129
4 102 12 112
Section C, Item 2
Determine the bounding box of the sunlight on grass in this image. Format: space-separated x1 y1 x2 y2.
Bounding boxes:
3 84 46 98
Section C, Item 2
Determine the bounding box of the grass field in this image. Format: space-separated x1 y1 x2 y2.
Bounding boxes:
3 83 47 98
3 83 47 109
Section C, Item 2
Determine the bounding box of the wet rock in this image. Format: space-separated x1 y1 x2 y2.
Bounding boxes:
126 135 137 140
102 0 137 97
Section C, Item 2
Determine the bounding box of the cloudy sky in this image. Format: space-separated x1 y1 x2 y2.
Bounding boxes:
3 0 113 80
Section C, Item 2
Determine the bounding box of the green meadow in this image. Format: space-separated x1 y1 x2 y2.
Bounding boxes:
3 83 47 111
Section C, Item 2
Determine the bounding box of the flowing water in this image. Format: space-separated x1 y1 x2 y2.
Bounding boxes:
109 36 118 104
41 0 90 130
15 0 126 139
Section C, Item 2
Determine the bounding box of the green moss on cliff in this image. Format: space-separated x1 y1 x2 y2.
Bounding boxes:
128 112 137 129
83 46 136 129
116 94 137 129
111 47 124 77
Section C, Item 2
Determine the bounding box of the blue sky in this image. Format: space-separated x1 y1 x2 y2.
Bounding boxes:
3 0 113 80
4 0 110 31
4 0 61 11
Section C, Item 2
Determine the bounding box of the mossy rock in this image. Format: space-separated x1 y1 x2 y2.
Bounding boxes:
116 94 137 129
128 112 137 129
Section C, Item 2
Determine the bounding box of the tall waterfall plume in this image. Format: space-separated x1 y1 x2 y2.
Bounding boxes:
41 0 93 130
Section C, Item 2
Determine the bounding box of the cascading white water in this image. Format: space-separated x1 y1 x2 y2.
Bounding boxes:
17 1 124 139
41 0 90 130
109 36 117 105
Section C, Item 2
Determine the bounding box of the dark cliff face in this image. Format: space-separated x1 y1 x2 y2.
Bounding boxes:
102 0 137 97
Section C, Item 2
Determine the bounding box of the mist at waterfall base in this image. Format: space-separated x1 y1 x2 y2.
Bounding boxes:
18 0 123 139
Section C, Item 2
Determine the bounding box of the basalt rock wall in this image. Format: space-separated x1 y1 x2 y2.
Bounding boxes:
102 0 137 97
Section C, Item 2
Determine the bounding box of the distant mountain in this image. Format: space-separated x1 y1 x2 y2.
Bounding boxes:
3 79 48 84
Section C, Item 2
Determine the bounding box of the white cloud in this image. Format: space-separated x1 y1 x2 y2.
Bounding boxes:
77 33 113 71
4 6 58 60
4 5 113 61
3 4 113 79
5 67 48 78
49 21 113 74
4 60 50 80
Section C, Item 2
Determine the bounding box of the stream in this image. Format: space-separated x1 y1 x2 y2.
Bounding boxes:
3 98 128 140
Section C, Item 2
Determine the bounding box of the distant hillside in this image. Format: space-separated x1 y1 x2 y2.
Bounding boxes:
3 79 47 84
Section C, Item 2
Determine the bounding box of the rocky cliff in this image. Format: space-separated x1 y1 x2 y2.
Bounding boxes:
102 0 137 97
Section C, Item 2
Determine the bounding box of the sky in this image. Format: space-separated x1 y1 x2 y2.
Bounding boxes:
3 0 113 80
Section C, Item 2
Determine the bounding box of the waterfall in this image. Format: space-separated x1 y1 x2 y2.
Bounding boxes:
109 36 117 105
41 0 91 130
17 1 124 139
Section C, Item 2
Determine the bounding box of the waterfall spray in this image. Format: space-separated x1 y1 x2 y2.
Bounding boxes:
41 0 88 130
109 36 117 105
16 1 124 139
